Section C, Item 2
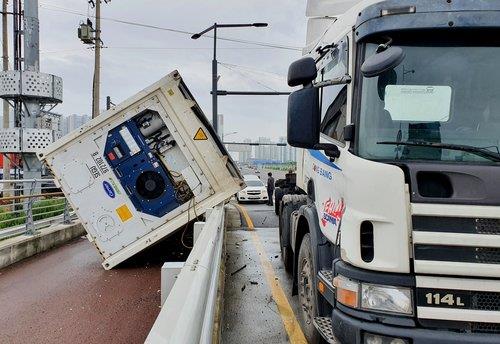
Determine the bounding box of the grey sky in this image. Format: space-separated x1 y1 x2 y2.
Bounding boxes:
33 0 307 142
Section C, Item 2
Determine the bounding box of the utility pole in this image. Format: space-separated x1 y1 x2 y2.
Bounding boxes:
2 0 9 183
23 0 43 187
92 0 101 118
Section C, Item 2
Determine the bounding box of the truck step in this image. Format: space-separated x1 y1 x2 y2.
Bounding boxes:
318 270 335 306
313 317 337 344
318 269 333 286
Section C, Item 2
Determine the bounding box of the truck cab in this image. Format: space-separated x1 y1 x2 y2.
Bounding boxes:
280 1 500 343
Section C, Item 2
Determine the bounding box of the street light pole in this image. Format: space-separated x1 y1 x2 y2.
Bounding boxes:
192 22 268 137
223 131 238 141
212 24 218 134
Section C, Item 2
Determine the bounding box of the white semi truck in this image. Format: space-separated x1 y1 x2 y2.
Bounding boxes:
278 1 500 343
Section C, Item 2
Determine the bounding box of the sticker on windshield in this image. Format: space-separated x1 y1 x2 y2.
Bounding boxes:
385 85 452 122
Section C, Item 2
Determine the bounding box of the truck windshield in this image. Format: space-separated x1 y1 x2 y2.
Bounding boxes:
358 43 500 164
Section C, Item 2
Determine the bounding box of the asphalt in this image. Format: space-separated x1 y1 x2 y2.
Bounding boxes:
0 232 190 344
222 201 306 344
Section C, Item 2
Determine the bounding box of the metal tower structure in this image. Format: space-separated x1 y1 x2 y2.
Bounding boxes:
0 0 62 190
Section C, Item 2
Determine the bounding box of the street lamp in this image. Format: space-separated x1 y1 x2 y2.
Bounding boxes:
191 22 268 135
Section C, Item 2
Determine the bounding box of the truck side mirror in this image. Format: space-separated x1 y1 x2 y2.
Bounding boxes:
361 46 405 78
287 86 320 148
288 57 317 87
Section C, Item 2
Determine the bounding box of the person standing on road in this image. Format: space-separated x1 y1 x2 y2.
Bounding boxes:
266 172 275 206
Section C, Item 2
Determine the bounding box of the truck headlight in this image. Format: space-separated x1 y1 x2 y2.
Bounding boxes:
334 275 413 315
361 283 413 315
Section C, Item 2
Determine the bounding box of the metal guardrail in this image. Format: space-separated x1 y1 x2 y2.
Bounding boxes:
0 179 75 240
145 203 226 344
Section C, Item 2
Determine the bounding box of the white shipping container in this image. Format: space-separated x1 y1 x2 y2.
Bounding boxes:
39 71 243 269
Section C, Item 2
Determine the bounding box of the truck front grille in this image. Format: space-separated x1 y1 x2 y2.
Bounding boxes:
413 214 500 327
419 319 500 334
414 245 500 264
476 218 500 235
473 292 500 312
412 215 500 277
413 216 500 235
471 322 500 334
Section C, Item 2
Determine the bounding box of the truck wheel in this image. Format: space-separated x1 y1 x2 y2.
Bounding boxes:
298 233 320 344
274 187 284 215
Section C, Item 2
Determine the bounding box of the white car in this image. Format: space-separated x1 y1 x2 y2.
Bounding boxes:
237 176 268 203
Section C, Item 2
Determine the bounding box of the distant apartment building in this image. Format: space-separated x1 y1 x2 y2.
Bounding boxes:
255 137 272 161
239 138 252 163
62 114 91 135
253 136 297 163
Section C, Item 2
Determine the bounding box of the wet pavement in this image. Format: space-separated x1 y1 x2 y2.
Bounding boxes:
222 202 306 344
0 233 190 344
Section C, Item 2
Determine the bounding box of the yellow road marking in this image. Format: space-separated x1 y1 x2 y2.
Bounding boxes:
235 204 254 230
237 204 307 344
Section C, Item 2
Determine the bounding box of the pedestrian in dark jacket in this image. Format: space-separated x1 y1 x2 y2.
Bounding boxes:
267 172 275 206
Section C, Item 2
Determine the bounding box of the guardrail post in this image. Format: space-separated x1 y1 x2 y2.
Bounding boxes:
25 195 35 235
24 180 36 235
63 199 72 224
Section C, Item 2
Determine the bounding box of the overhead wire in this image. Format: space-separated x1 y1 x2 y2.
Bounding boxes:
40 46 283 55
39 2 302 52
218 61 286 80
218 62 279 92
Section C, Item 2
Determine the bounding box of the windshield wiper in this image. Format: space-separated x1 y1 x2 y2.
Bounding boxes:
377 140 500 162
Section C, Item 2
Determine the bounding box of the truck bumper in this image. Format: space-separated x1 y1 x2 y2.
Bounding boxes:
332 308 498 344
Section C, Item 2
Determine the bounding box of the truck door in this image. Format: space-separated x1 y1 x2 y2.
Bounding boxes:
308 35 350 245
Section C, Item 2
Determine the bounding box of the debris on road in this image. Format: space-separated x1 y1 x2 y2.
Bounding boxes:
230 264 247 276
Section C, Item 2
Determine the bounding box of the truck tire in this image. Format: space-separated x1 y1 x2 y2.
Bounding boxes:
274 187 284 215
279 195 308 273
298 233 321 344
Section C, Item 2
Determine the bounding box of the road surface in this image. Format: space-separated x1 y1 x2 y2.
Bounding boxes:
222 201 307 343
0 233 188 343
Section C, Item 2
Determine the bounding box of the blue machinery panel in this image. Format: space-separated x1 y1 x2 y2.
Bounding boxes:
104 114 181 218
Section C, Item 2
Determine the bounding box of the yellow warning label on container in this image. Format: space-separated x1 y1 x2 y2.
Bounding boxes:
116 204 133 222
167 89 174 96
193 127 208 141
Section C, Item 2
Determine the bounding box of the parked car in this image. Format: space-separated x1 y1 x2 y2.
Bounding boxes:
237 176 268 203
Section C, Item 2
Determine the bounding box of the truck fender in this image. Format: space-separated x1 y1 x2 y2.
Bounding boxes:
292 202 334 300
280 195 308 252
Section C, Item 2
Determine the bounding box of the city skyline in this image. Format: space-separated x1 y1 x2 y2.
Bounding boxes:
226 135 296 163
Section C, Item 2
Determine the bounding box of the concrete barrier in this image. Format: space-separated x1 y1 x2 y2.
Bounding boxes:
0 222 85 269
